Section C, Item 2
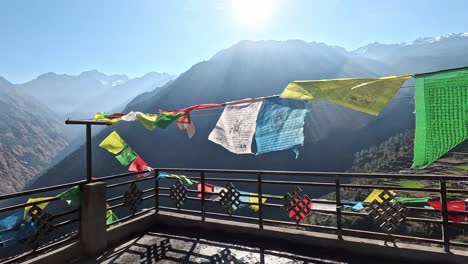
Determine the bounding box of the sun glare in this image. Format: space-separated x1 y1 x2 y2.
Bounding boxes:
231 0 273 27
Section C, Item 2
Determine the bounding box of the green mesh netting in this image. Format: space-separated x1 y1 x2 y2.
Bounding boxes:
412 68 468 169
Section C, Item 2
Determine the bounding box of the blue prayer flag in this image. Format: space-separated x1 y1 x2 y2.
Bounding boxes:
255 98 308 158
0 212 37 248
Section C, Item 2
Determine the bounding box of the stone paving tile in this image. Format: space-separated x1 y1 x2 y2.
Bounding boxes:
84 231 348 264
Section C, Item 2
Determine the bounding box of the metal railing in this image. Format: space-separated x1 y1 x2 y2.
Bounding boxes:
0 180 85 263
103 167 468 254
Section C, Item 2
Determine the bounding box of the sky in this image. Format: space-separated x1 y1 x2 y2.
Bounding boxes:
1 0 468 83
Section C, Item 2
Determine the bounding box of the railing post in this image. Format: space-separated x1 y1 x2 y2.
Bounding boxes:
257 173 264 230
440 179 450 252
86 124 92 182
155 170 159 213
201 171 206 222
335 176 343 240
80 182 107 256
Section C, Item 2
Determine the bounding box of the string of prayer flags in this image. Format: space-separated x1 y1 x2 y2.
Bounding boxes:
208 100 263 154
280 75 412 115
128 156 151 178
412 68 468 169
99 131 126 154
56 186 81 206
158 172 197 185
115 146 138 166
24 197 53 219
255 98 308 158
93 112 121 124
427 200 468 223
170 103 227 113
120 111 140 122
364 189 395 203
136 112 183 130
176 112 196 139
0 212 37 248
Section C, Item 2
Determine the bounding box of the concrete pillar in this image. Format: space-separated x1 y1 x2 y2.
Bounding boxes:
80 182 107 256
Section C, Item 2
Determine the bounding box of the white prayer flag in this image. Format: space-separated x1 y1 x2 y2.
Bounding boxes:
208 101 263 154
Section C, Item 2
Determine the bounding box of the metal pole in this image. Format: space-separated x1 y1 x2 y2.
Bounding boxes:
440 179 450 252
257 173 264 230
155 170 159 213
335 176 343 240
201 172 206 222
86 124 92 182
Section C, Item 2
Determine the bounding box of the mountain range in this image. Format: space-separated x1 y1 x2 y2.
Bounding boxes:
27 33 468 190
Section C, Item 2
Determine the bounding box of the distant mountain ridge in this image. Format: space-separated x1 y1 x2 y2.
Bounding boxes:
22 33 468 190
18 70 175 117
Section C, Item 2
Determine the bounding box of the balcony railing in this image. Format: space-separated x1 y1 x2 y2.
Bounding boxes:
1 168 468 263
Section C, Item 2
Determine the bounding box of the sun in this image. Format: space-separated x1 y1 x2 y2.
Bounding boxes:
231 0 273 27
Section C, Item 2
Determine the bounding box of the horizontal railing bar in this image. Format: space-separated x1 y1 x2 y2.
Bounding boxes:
449 241 468 248
446 188 468 194
263 218 338 231
158 187 171 191
52 208 80 219
341 211 442 224
341 228 444 245
107 203 125 210
0 180 86 201
106 177 154 189
0 197 61 213
204 178 258 183
341 184 440 192
154 168 468 181
94 171 152 182
53 218 79 228
262 180 335 187
65 119 112 125
106 195 124 203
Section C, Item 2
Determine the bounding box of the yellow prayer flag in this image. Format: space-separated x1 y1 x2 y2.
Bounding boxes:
99 131 126 154
94 112 121 124
106 204 112 219
249 194 267 212
364 189 395 203
280 75 413 115
24 197 53 219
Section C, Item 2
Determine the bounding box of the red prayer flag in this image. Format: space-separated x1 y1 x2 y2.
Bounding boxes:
197 183 215 198
106 113 127 119
427 200 468 223
128 156 150 178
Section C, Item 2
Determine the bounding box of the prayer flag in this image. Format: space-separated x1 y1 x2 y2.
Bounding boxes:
427 200 468 223
255 98 308 158
115 146 138 166
99 131 126 154
158 172 197 185
128 156 150 178
280 75 412 115
24 197 53 219
106 204 119 225
121 111 141 122
364 189 395 203
395 197 430 204
136 112 183 130
93 112 121 124
56 186 81 206
136 113 159 130
197 183 226 201
0 212 37 248
249 194 267 212
177 112 196 139
412 68 468 169
208 101 263 154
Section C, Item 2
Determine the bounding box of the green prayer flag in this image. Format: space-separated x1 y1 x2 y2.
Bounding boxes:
167 174 197 185
115 146 138 166
412 68 468 169
136 112 182 130
56 186 81 206
395 197 430 204
106 212 119 225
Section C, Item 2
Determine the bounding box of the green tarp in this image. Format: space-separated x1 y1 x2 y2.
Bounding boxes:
412 68 468 169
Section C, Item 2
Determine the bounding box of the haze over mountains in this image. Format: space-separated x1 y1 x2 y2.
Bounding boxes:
28 33 468 189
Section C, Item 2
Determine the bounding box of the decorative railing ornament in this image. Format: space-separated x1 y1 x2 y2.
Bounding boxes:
124 182 143 214
170 180 188 209
367 189 407 233
219 182 242 215
283 186 312 224
20 205 54 249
